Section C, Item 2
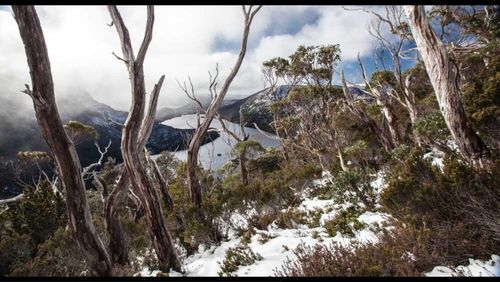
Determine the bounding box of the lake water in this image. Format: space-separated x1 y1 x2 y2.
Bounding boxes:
161 114 278 171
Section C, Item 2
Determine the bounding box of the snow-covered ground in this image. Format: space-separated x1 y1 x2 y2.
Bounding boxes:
161 114 278 171
426 255 500 277
140 138 499 277
165 202 390 277
136 172 392 277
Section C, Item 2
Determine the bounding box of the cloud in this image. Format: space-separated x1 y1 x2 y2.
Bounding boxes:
0 5 385 113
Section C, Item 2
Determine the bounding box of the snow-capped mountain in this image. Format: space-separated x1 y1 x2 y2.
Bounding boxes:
219 85 370 133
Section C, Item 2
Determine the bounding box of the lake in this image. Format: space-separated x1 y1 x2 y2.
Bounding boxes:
161 114 278 171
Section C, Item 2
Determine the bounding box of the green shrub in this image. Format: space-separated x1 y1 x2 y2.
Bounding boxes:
381 148 450 225
248 147 284 173
122 216 152 258
307 209 323 229
9 228 86 277
413 112 449 143
324 206 365 237
381 148 500 266
6 182 67 245
218 245 263 277
162 162 227 255
321 168 376 210
63 120 98 145
0 232 34 276
390 144 412 162
275 209 308 229
460 46 500 147
249 210 278 231
240 228 256 246
257 232 277 244
274 228 422 277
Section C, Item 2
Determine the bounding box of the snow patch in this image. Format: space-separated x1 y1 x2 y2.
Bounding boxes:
426 255 500 277
165 188 391 277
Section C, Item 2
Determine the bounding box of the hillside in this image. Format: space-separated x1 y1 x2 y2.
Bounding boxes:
1 4 498 279
219 85 371 133
0 93 219 198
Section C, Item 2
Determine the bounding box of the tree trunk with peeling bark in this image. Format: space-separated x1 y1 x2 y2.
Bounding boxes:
103 74 166 266
403 76 420 126
12 5 112 276
187 142 203 206
373 87 402 147
239 149 249 186
103 172 129 265
186 6 261 206
335 142 348 172
108 5 181 272
149 155 174 211
340 71 395 152
404 5 491 169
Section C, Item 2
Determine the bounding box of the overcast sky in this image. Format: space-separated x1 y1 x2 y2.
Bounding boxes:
0 5 404 111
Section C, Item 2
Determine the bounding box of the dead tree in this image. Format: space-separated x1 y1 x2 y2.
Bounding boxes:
404 5 491 169
356 55 403 148
108 5 181 272
0 194 24 205
101 74 167 266
147 154 174 211
2 141 110 210
217 108 252 186
11 5 112 276
182 5 261 206
340 70 395 152
345 6 469 153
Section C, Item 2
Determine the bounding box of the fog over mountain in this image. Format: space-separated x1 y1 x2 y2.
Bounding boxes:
0 5 390 113
0 89 219 198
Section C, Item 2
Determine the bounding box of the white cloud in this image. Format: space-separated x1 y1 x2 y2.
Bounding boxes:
0 5 383 112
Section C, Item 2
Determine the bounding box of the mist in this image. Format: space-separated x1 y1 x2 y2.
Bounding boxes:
0 5 385 120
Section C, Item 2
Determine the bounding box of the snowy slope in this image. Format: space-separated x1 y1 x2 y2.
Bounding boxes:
135 172 392 277
426 255 500 277
134 168 500 277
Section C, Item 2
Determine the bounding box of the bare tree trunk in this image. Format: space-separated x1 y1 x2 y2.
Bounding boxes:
382 104 401 146
187 145 203 205
403 76 420 125
12 5 111 276
355 55 401 150
404 5 491 169
336 143 348 172
103 74 167 266
239 149 249 186
103 172 129 265
373 87 402 147
403 76 422 141
185 6 261 206
92 174 128 266
340 71 394 152
108 5 181 272
149 155 174 211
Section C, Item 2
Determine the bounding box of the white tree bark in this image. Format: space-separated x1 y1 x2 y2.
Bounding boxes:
108 5 181 272
404 5 490 169
185 6 261 206
341 71 395 152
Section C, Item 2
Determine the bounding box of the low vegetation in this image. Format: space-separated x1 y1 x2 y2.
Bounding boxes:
1 4 498 278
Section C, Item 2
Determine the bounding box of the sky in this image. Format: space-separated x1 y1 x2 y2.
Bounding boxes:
0 5 414 112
